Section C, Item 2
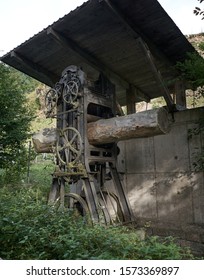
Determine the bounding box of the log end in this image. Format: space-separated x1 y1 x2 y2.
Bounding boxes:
32 128 57 153
157 107 171 134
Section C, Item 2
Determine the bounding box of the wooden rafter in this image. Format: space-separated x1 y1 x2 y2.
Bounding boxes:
47 27 150 103
100 0 174 109
137 39 174 109
10 51 57 86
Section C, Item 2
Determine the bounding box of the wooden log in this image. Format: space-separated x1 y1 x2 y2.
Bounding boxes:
87 107 170 145
32 128 57 153
32 108 170 152
87 114 102 123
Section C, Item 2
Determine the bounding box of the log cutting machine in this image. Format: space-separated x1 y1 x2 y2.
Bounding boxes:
45 65 134 225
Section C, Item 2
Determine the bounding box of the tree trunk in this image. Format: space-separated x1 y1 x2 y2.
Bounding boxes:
87 107 170 145
32 108 171 152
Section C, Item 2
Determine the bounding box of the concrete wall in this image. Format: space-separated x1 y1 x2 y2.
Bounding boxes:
117 107 204 228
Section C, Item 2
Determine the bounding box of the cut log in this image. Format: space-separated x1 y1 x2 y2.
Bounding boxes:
32 128 57 153
87 114 102 123
32 108 171 152
87 107 170 145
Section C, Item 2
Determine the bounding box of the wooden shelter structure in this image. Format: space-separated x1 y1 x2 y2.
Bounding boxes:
0 0 197 224
1 0 195 111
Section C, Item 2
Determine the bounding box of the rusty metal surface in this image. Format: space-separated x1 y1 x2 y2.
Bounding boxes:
44 64 134 225
1 0 195 106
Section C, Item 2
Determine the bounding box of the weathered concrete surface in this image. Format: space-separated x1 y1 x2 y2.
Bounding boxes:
154 124 189 172
123 107 204 223
127 173 157 220
126 137 155 173
155 173 194 224
121 107 204 255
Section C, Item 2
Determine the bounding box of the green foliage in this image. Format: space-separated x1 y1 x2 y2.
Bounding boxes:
199 41 204 51
0 183 193 260
7 66 39 95
0 63 36 183
177 41 204 171
27 160 55 187
176 52 204 89
188 118 204 171
194 0 204 19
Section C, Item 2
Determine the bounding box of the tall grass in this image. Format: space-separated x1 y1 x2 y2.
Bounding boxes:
0 161 194 260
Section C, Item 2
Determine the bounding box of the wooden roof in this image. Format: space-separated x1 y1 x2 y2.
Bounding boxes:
1 0 195 106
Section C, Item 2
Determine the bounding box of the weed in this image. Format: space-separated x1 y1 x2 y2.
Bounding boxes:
0 187 193 260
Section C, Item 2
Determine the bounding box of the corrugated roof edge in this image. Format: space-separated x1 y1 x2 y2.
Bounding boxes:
0 1 90 60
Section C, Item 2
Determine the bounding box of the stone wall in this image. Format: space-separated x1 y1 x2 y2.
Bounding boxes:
117 107 204 255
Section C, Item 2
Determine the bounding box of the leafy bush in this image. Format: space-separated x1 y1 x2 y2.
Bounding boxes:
188 118 204 171
176 52 204 89
199 41 204 51
0 63 36 184
0 185 193 260
176 43 204 171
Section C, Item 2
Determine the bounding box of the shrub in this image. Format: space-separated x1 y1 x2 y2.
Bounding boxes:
0 185 194 260
0 63 36 184
176 52 204 89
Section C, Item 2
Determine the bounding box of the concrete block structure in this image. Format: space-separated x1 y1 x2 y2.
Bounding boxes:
118 107 204 255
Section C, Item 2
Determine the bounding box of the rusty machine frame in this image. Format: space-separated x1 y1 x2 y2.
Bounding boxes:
45 65 134 225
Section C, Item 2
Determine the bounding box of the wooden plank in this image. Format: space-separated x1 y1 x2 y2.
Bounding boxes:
47 27 150 103
100 0 174 110
100 0 172 65
126 84 136 114
10 51 57 86
175 80 186 108
47 27 127 87
137 39 174 110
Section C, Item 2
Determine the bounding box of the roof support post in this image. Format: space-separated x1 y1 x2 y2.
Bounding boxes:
137 39 174 111
174 79 186 108
126 84 136 114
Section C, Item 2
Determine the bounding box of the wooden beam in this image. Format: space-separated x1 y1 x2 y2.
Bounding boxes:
47 27 127 87
100 0 172 66
100 0 174 110
10 51 57 86
126 84 136 114
47 27 150 103
101 0 140 39
137 39 174 110
175 79 186 108
132 85 150 103
116 101 125 116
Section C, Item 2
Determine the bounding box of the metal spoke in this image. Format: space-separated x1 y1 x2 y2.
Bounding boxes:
56 127 83 166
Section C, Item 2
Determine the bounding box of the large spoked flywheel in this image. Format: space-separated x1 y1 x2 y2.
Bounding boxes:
63 80 79 104
44 88 60 116
56 127 83 166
